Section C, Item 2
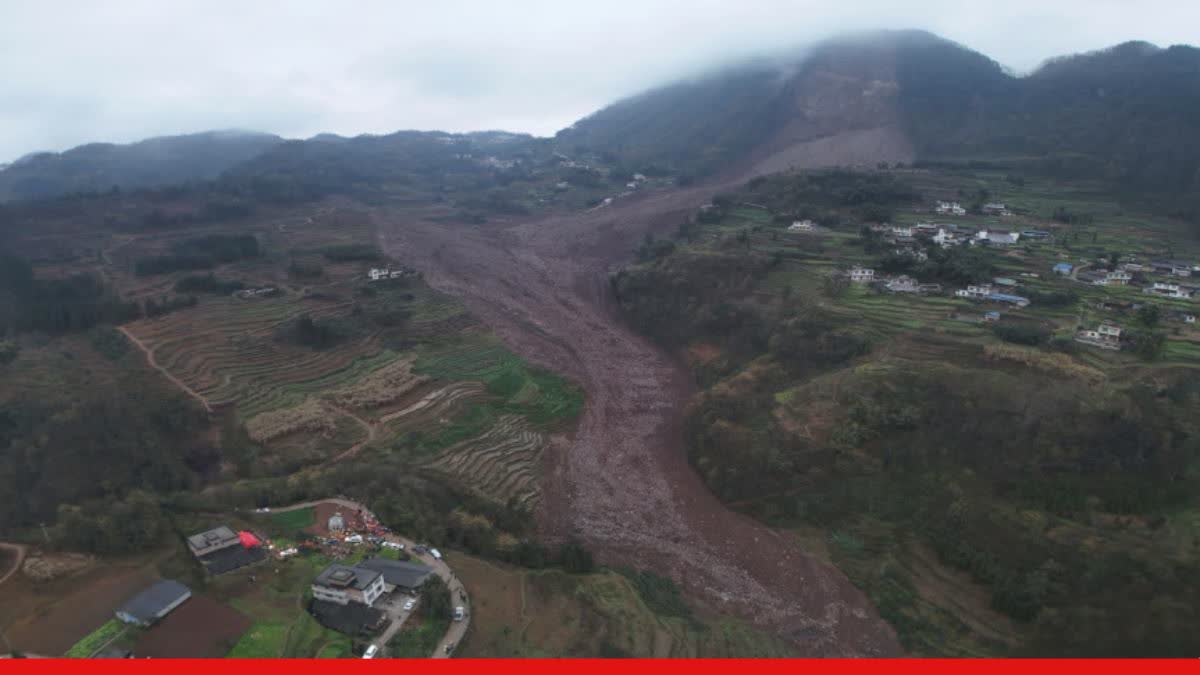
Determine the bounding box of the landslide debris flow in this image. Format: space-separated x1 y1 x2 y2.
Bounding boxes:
379 188 901 656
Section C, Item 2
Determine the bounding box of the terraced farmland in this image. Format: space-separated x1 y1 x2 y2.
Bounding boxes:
123 294 398 419
426 414 548 509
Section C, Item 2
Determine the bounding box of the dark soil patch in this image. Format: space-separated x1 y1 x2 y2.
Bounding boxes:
134 595 251 658
3 563 158 655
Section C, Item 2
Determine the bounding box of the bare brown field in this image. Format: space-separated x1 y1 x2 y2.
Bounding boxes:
135 595 252 658
0 557 160 655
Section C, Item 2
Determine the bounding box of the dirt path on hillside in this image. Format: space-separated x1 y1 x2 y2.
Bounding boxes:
326 405 378 464
117 326 213 414
0 543 26 587
377 186 902 656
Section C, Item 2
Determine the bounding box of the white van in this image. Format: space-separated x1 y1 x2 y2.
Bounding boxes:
454 606 465 622
429 548 442 560
345 534 364 544
362 644 379 659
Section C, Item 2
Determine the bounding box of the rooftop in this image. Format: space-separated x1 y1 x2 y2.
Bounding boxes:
356 558 435 590
117 580 191 623
187 526 238 552
314 564 382 592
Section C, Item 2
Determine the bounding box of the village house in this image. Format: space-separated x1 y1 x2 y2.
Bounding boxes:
632 173 647 182
1170 312 1197 324
1145 282 1193 299
885 275 921 293
356 558 434 594
1106 270 1133 285
367 267 412 282
918 282 943 294
1078 270 1110 286
933 227 959 248
1152 260 1196 278
890 225 914 238
312 564 386 608
956 284 995 300
788 219 816 232
987 292 1031 308
936 201 967 216
1075 323 1122 350
914 222 939 234
957 283 1029 307
893 246 928 262
974 228 1020 246
233 287 277 299
1022 229 1051 240
1053 262 1074 276
993 277 1018 288
187 526 267 575
983 310 1002 322
982 203 1011 216
848 266 875 284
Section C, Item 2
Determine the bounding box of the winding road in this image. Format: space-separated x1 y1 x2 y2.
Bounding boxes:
377 186 902 656
268 499 469 658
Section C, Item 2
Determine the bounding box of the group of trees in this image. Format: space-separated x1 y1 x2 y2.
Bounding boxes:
740 170 920 225
134 233 260 277
0 371 210 539
611 167 1200 654
278 314 350 350
174 273 245 295
896 35 1200 229
321 244 382 262
0 254 142 334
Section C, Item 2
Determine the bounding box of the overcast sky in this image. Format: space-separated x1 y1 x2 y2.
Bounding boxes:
2 0 1198 162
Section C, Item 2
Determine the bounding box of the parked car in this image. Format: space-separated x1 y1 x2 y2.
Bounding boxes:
454 606 464 622
429 548 442 560
362 645 379 659
403 599 415 611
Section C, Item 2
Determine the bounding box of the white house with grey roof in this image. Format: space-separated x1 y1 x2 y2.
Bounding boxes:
186 526 239 558
312 564 386 607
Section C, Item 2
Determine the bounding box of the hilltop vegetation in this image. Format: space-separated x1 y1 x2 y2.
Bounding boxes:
614 168 1200 656
0 130 282 202
560 31 1200 223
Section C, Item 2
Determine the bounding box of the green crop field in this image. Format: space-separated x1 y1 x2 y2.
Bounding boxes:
270 507 315 532
64 619 126 658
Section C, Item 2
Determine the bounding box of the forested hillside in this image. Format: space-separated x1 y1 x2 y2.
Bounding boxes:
559 31 1200 221
613 168 1200 656
0 130 281 202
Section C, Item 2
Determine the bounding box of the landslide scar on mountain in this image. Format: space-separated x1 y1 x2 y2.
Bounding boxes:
377 185 903 656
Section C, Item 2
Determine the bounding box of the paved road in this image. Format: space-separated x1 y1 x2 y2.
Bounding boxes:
268 498 470 657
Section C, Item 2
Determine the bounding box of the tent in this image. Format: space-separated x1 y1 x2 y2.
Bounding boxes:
238 531 262 548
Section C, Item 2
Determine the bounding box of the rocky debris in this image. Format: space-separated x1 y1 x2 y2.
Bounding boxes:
22 551 94 582
377 183 902 656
